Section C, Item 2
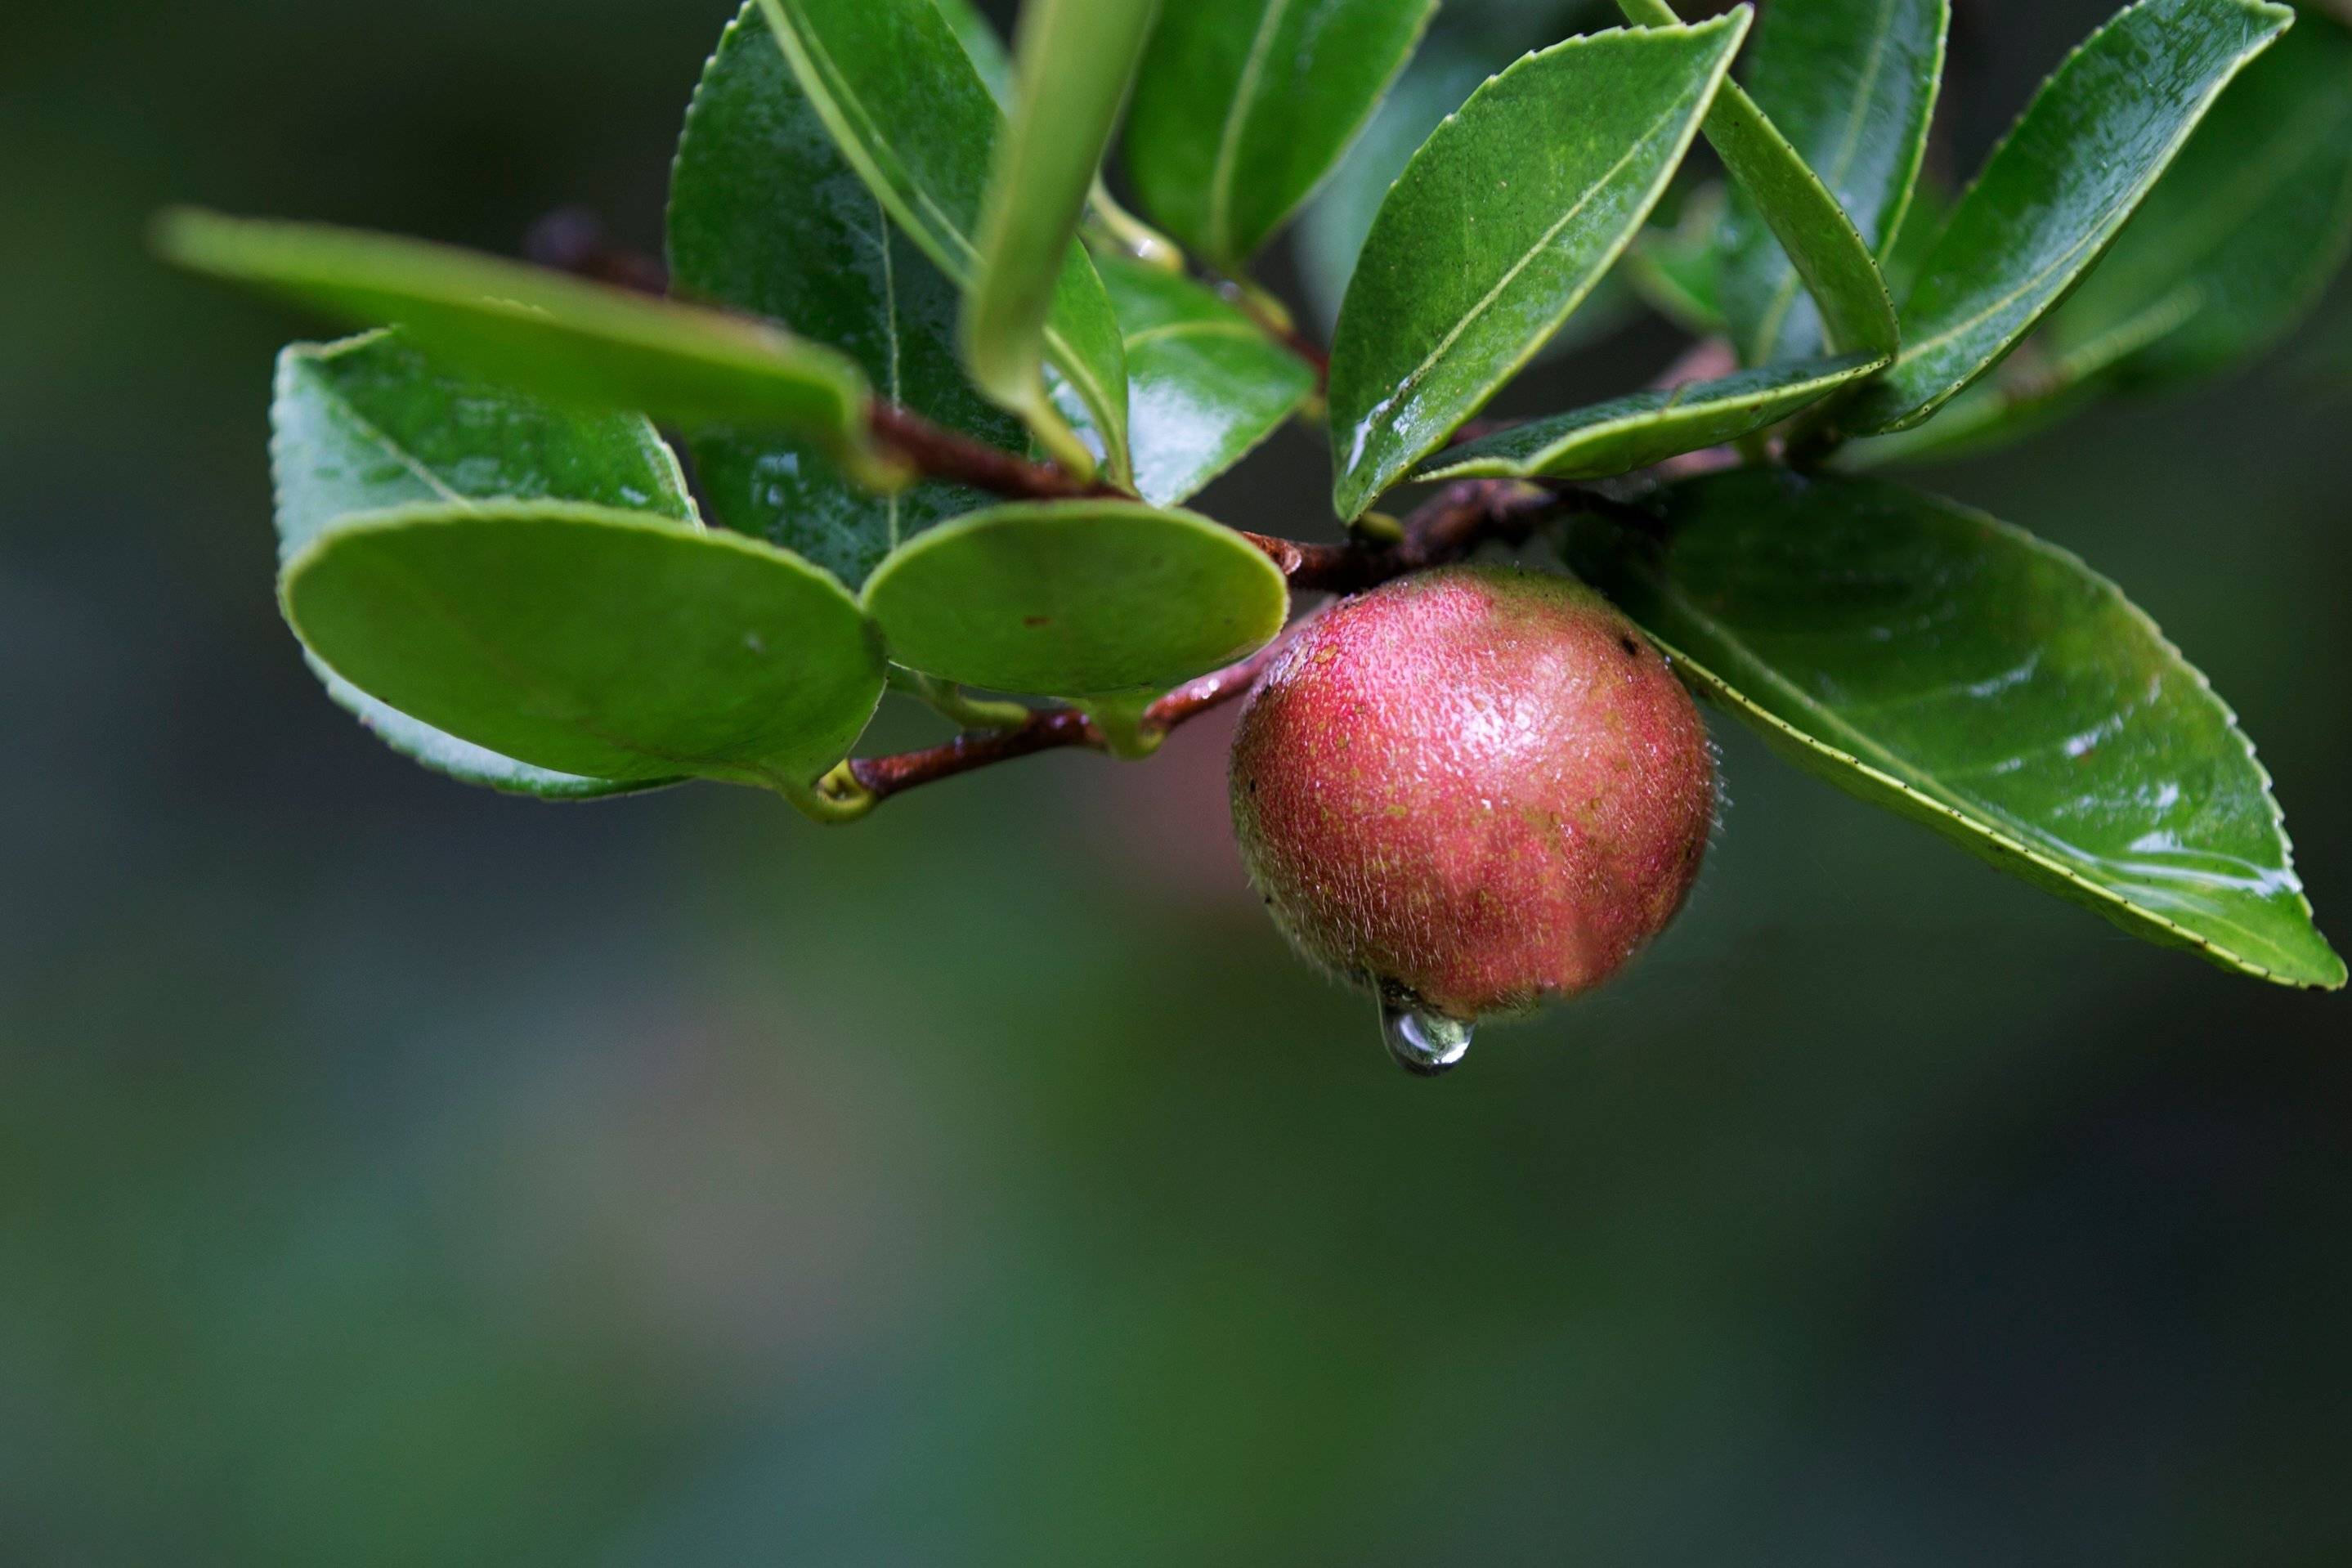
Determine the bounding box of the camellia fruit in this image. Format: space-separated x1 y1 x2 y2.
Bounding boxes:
1230 565 1716 1075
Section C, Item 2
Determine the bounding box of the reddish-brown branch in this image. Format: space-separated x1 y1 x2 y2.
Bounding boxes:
1243 478 1567 594
1206 272 1332 390
848 616 1314 807
841 478 1594 811
865 402 1131 501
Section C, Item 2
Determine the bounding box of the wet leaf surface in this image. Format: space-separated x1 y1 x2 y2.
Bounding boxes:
1616 0 1901 366
671 4 1026 589
1714 0 1947 362
1102 258 1315 505
1841 0 2292 433
965 0 1156 473
1327 16 1745 519
1419 352 1879 482
1571 468 2344 988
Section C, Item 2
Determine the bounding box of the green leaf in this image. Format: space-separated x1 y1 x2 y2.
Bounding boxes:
1616 0 1901 367
2049 8 2352 385
755 0 1133 483
670 4 1027 589
284 503 887 802
931 0 1014 104
863 500 1289 700
1570 469 2344 989
1417 352 1882 482
1291 32 1503 334
156 208 876 466
965 0 1158 474
1840 0 2293 435
1624 184 1729 336
271 329 699 797
1715 0 1947 363
1125 0 1438 273
1327 15 1748 521
1878 168 1951 300
1101 257 1316 505
1843 286 2202 468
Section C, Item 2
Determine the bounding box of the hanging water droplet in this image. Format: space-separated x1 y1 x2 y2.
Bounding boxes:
1381 1004 1475 1078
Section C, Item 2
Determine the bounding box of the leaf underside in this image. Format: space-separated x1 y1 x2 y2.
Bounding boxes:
863 500 1290 701
1615 0 1901 367
965 0 1157 470
285 503 886 795
271 329 700 797
1418 352 1883 483
1714 0 1947 364
160 208 873 454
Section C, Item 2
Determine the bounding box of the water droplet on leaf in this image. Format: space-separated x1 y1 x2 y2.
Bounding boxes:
1381 1004 1474 1078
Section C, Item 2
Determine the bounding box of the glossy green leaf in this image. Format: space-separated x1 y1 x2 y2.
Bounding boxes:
2050 9 2352 385
271 329 697 797
965 0 1157 473
1841 0 2293 434
671 4 1026 589
1125 0 1438 273
1101 257 1316 505
1327 16 1747 521
1291 31 1503 334
864 501 1289 700
1570 469 2344 988
284 503 887 802
157 208 876 464
932 0 1185 271
1616 0 1901 366
1877 168 1951 300
755 0 1131 482
1715 0 1947 363
1844 286 2201 468
932 0 1014 103
1418 352 1882 482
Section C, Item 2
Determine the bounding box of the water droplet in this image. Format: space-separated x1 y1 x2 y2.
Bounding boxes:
1381 1004 1475 1078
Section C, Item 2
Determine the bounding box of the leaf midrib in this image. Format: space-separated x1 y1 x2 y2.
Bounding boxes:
1205 0 1294 261
767 0 1122 451
1747 0 1903 359
1646 571 2301 973
1363 71 1714 446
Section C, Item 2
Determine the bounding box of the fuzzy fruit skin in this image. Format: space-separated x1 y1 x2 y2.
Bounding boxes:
1230 565 1714 1020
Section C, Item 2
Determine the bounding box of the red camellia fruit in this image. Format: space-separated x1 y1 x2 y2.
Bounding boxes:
1230 565 1715 1073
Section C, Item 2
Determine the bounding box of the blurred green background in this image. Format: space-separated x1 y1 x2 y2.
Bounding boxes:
6 0 2350 1561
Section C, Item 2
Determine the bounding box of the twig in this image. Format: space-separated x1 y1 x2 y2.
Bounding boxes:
864 402 1130 501
1242 478 1567 593
844 617 1313 808
1207 271 1332 390
827 479 1596 815
525 208 668 296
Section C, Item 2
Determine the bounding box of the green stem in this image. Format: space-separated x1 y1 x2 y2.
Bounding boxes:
778 763 878 826
891 666 1033 732
1086 178 1185 272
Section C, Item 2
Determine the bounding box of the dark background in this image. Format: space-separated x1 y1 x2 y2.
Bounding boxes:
6 0 2350 1561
